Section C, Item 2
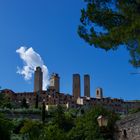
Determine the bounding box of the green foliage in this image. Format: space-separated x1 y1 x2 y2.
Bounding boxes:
20 119 43 140
35 95 39 109
78 0 140 67
11 134 22 140
52 105 75 132
66 108 78 118
21 98 29 109
0 108 41 114
0 93 5 107
11 119 25 140
41 125 67 140
42 101 46 123
12 118 25 134
52 105 65 129
2 106 119 140
68 106 119 140
0 93 14 108
129 108 140 114
0 113 13 140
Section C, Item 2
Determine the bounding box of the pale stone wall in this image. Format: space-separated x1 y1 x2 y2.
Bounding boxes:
114 112 140 140
96 88 103 99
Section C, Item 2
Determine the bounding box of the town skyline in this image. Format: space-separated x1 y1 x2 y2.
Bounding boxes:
0 0 140 100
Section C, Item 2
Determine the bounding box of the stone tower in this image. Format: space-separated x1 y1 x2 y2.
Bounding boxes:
34 67 43 93
84 74 90 97
73 74 81 99
49 73 60 93
96 88 103 99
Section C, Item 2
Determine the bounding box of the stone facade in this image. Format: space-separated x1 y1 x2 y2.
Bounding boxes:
34 67 43 93
1 88 140 115
96 88 103 99
49 73 60 93
114 112 140 140
1 67 140 115
73 74 81 99
84 74 90 97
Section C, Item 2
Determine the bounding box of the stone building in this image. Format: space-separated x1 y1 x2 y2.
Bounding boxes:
34 67 43 93
84 74 90 97
49 73 60 93
114 112 140 140
73 74 81 99
1 67 140 115
1 88 140 115
96 88 103 99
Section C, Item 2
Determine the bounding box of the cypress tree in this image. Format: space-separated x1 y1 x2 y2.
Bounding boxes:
35 94 38 109
42 100 46 123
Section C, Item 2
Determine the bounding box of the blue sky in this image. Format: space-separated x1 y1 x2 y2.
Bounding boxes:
0 0 139 100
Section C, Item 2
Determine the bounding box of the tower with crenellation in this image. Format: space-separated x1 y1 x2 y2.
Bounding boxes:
49 73 60 93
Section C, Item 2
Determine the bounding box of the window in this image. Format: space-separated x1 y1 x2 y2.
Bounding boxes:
97 90 99 95
123 129 127 138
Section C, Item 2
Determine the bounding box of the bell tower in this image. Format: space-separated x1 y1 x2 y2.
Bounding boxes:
49 73 60 93
96 88 103 99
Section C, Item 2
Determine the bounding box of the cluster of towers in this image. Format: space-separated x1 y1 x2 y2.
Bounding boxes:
72 74 103 99
34 67 60 93
73 74 90 98
34 67 103 99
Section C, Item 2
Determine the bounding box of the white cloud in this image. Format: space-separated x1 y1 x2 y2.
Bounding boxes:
16 46 49 90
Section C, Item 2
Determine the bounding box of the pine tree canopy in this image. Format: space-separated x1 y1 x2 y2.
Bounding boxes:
78 0 140 67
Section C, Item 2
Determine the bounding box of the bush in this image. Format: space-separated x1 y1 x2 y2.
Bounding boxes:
0 113 13 140
0 108 41 114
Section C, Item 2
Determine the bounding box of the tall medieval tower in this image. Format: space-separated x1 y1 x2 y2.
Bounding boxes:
34 67 43 93
84 74 90 97
49 73 60 93
73 74 81 99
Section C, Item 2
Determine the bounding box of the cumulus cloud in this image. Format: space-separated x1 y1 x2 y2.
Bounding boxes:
16 46 49 90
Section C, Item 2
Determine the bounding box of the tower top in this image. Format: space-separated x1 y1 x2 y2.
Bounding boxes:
36 66 42 71
84 74 90 76
49 73 60 92
96 88 103 99
73 74 80 76
51 73 59 77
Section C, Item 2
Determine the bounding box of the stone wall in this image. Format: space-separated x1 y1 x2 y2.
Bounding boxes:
5 113 41 120
114 112 140 140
